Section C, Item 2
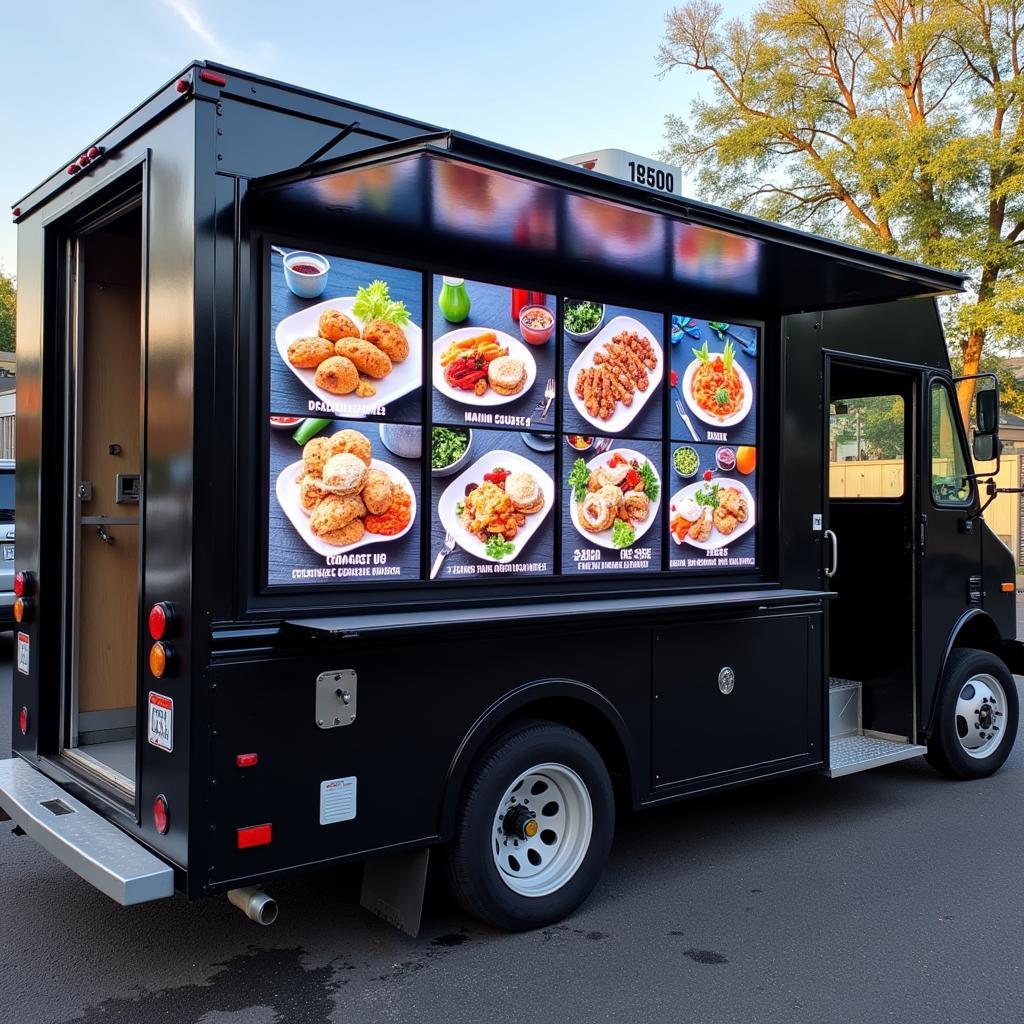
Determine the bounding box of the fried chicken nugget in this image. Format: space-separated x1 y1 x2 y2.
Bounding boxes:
310 493 367 538
302 437 331 479
363 319 410 363
287 335 335 369
318 309 360 342
299 474 328 514
361 468 395 515
314 355 359 395
328 428 372 465
335 338 393 380
317 518 366 547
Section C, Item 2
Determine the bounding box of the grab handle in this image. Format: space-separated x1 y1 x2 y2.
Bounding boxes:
823 529 838 579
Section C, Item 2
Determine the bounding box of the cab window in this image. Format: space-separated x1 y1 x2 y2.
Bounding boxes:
930 383 972 506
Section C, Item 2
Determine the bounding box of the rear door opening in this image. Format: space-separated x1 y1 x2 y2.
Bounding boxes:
60 192 143 798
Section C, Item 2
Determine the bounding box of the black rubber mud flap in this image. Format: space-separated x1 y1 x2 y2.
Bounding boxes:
360 848 430 937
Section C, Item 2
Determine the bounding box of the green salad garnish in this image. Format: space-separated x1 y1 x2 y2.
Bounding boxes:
352 279 411 326
568 457 591 502
564 300 603 334
431 427 470 469
611 518 636 549
639 460 660 501
485 535 516 560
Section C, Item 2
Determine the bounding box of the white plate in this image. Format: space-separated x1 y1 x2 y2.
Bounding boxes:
567 316 664 434
437 449 555 563
433 328 538 407
275 296 422 418
275 458 417 558
680 353 753 428
568 448 662 551
669 477 756 550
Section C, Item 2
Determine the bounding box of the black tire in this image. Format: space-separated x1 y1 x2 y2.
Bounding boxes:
442 720 615 931
926 648 1019 780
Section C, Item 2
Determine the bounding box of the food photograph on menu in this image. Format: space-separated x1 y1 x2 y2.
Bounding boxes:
267 417 422 586
667 442 757 570
561 436 662 574
429 426 555 580
432 276 557 431
270 247 423 422
669 316 757 446
562 300 665 441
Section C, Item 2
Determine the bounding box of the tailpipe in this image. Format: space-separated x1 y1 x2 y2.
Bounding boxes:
227 886 278 926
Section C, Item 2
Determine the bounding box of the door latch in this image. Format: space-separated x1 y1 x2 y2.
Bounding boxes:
918 514 928 556
96 526 114 545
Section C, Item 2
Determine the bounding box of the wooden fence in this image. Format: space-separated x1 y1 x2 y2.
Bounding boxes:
830 454 1021 565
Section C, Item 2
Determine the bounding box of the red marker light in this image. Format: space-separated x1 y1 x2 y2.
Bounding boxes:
176 78 190 94
13 571 31 597
237 823 272 849
87 146 101 159
148 602 173 640
12 207 20 218
78 154 90 168
153 795 170 835
67 164 79 176
199 69 227 87
236 753 258 768
18 706 29 736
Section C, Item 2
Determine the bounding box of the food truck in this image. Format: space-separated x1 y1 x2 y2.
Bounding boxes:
1 61 1021 935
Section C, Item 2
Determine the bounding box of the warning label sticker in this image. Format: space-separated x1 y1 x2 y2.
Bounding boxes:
147 692 173 752
16 632 29 675
319 776 356 825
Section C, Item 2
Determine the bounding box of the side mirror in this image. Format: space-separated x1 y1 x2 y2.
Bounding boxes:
973 432 1000 463
976 388 999 433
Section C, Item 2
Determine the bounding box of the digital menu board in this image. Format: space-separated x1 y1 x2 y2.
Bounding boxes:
666 316 758 571
265 246 761 588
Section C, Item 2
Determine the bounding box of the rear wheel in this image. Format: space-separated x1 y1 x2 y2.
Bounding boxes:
443 720 614 931
926 648 1018 780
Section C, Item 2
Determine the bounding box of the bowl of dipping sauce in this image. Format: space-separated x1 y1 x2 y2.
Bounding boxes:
566 434 594 452
269 415 304 431
519 305 555 345
282 250 330 299
715 446 736 472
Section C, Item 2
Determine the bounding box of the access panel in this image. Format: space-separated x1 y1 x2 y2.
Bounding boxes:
652 611 821 788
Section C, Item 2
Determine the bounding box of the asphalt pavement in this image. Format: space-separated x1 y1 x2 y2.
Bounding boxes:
1 629 1023 1024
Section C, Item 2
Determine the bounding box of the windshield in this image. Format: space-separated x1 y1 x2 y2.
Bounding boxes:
0 472 14 519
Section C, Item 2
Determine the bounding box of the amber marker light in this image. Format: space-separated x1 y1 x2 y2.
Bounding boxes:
13 597 32 624
1002 582 1015 593
149 641 171 679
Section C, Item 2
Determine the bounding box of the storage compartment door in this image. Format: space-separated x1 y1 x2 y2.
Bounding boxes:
652 613 820 787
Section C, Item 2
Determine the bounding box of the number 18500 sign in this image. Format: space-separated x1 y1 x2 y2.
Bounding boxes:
627 161 675 194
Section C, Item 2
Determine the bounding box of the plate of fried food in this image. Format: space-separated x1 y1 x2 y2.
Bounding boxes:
437 450 554 564
668 476 754 550
275 281 422 417
275 427 416 557
433 328 537 406
568 448 661 550
568 316 664 433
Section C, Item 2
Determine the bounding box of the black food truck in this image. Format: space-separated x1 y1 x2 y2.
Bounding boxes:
1 61 1021 935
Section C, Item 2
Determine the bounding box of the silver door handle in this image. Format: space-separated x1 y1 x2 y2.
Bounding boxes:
824 529 838 578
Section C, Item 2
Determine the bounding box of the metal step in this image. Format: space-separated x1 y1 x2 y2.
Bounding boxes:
826 735 928 778
0 757 173 905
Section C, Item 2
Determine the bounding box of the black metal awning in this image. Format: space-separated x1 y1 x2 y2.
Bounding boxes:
251 131 965 317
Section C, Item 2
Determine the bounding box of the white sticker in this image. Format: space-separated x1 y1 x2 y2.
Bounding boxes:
147 692 173 752
16 631 29 675
320 776 356 825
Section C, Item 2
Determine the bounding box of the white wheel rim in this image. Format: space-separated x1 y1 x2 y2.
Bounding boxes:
491 762 593 898
955 673 1008 759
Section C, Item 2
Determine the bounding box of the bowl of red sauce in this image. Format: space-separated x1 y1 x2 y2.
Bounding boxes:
282 250 330 299
518 305 555 345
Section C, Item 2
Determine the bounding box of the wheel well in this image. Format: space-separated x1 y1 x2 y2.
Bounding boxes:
951 614 1002 657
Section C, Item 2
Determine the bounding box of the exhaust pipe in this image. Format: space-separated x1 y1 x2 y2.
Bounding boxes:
227 886 278 926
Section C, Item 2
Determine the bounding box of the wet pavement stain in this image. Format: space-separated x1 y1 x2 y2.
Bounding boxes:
71 947 335 1024
431 929 470 947
682 948 729 965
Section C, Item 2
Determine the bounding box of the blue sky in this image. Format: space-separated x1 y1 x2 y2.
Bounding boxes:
0 0 756 275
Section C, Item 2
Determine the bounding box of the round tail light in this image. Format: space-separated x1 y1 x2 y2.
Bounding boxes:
18 706 29 736
13 571 32 597
149 641 171 678
148 602 173 640
153 795 169 835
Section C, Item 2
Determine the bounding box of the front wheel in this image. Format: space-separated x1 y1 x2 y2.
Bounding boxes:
926 648 1019 780
443 720 615 931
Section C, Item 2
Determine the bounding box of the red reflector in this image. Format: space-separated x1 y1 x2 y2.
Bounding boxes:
237 823 272 849
176 78 190 94
199 69 227 87
236 753 258 768
67 164 79 176
18 706 29 736
12 207 20 218
148 602 172 640
87 146 101 159
153 795 169 834
78 154 90 168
